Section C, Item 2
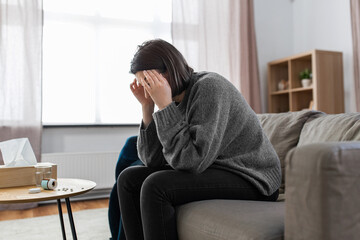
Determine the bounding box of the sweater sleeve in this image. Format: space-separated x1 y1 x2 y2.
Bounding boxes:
137 120 167 168
153 80 228 173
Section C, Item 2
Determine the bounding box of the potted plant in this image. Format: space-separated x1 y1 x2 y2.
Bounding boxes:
299 68 312 87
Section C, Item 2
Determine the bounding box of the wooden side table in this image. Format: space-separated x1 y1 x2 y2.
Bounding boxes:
0 178 96 240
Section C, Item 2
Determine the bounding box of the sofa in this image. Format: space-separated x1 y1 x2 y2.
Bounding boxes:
176 110 360 240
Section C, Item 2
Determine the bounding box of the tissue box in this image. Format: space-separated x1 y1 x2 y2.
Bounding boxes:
0 163 57 188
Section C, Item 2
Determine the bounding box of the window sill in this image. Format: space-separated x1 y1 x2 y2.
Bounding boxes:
42 124 140 128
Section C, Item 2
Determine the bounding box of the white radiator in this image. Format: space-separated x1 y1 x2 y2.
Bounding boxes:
41 152 119 190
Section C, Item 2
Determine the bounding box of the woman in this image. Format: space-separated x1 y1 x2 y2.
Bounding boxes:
118 39 281 240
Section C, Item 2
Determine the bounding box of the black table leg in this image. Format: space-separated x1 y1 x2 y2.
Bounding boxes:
57 199 67 240
65 197 77 240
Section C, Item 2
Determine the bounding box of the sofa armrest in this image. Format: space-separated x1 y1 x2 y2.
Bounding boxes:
285 142 360 240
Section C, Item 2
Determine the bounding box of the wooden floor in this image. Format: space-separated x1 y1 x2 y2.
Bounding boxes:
0 198 109 221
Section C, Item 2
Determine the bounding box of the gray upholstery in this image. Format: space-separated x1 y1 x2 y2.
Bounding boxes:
176 111 360 240
257 110 323 193
285 142 360 240
177 200 284 240
298 112 360 146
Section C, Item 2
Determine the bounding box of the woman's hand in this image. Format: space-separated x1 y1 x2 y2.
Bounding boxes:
130 78 155 128
130 78 154 107
141 70 172 110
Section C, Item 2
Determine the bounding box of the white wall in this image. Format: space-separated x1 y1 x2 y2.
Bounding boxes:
292 0 355 112
254 0 294 112
42 126 138 153
255 0 355 113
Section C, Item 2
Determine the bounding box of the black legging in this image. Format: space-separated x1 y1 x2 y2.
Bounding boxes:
117 165 279 240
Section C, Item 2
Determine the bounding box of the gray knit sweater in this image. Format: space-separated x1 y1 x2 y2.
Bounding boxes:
137 71 281 196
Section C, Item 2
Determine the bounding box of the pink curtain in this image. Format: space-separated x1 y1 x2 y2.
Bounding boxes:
0 0 43 210
351 0 360 112
238 0 262 113
172 0 262 113
0 0 42 163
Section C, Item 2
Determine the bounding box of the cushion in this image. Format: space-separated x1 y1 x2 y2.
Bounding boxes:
177 200 284 240
298 113 360 146
257 110 324 193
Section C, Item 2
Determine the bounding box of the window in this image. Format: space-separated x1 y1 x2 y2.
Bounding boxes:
42 0 172 124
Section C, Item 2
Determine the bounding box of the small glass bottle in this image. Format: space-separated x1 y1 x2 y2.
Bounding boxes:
35 165 52 187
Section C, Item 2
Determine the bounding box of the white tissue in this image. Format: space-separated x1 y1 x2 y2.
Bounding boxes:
0 138 37 167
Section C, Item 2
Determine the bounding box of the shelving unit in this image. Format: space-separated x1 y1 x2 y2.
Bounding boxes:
267 49 344 113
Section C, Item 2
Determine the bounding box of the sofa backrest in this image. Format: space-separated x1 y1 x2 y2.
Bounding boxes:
257 110 324 193
298 113 360 146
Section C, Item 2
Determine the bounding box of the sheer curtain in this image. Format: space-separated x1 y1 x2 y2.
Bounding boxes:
172 0 262 112
351 0 360 112
0 0 42 209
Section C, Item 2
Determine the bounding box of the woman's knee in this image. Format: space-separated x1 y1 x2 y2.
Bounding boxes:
140 171 172 202
118 166 139 190
117 165 155 194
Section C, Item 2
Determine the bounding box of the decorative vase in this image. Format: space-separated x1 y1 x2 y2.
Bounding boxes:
277 79 288 91
278 82 285 91
301 79 312 88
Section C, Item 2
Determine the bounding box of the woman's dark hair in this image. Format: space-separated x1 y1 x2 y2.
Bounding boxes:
130 39 193 97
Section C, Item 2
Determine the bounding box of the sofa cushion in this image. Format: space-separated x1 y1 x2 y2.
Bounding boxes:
177 200 284 240
298 113 360 146
257 110 323 193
